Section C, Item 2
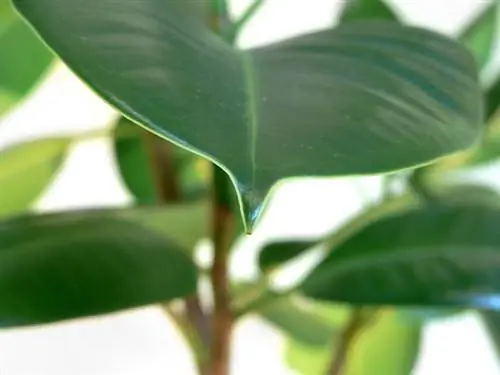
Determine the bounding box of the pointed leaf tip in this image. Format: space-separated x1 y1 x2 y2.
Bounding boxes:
240 188 265 234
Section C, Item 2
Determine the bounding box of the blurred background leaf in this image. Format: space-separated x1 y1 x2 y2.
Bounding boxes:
0 207 198 326
338 0 400 23
0 17 54 117
0 138 69 218
285 304 421 375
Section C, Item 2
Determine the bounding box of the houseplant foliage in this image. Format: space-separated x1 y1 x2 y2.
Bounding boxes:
1 0 500 374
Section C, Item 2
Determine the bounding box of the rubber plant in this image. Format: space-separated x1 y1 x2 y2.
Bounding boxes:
1 0 500 374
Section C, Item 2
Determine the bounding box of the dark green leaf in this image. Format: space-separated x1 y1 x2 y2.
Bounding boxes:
481 311 500 359
459 2 498 71
0 208 197 326
0 17 53 116
338 0 399 23
0 138 69 218
15 0 483 231
259 295 335 347
486 77 500 121
258 240 315 273
301 205 500 308
114 117 210 204
286 306 421 375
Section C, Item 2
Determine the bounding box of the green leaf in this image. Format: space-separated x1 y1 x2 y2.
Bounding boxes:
114 117 210 204
286 306 421 375
0 17 53 116
259 295 335 347
486 77 500 121
14 0 483 232
301 205 500 308
0 138 69 218
481 311 500 359
258 240 315 273
338 0 400 23
0 208 197 326
0 0 15 34
120 201 210 253
459 2 498 71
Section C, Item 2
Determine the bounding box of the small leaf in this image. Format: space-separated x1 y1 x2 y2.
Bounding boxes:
338 0 400 23
0 17 53 116
120 201 210 253
14 0 483 232
0 208 198 326
114 117 210 204
0 138 69 218
286 305 421 375
459 2 498 71
301 205 500 308
481 311 500 359
258 240 315 273
259 295 335 347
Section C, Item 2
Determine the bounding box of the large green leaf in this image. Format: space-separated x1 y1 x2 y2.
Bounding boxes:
0 207 197 326
0 17 53 116
114 117 210 204
459 2 498 71
14 0 483 231
301 205 500 308
286 306 421 375
0 138 69 218
338 0 399 23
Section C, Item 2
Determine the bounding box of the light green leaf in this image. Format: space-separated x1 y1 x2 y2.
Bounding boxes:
0 138 69 218
14 0 483 231
301 205 500 308
259 295 335 347
0 17 53 117
338 0 400 23
286 306 421 375
459 2 498 71
0 207 198 326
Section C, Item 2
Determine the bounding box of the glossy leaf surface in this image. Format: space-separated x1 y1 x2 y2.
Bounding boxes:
0 138 69 218
338 0 399 23
0 17 53 116
302 205 500 308
0 208 197 326
15 0 483 231
286 306 421 375
459 2 498 70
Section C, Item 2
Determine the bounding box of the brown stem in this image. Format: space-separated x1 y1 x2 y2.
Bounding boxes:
209 166 235 375
327 309 366 375
143 128 211 373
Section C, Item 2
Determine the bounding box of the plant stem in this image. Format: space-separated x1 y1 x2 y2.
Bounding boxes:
209 165 235 375
228 0 264 42
143 126 212 372
327 309 366 375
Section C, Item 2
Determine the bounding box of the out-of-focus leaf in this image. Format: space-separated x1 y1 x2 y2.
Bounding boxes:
15 0 483 232
0 0 15 34
0 138 69 218
338 0 399 23
487 77 500 121
0 207 198 326
301 205 500 308
258 240 316 273
120 201 209 253
459 2 498 71
259 295 335 347
0 18 53 116
114 117 210 204
397 307 464 323
286 306 421 375
481 311 500 359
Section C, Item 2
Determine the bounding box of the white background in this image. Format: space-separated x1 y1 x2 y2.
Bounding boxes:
0 0 500 374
